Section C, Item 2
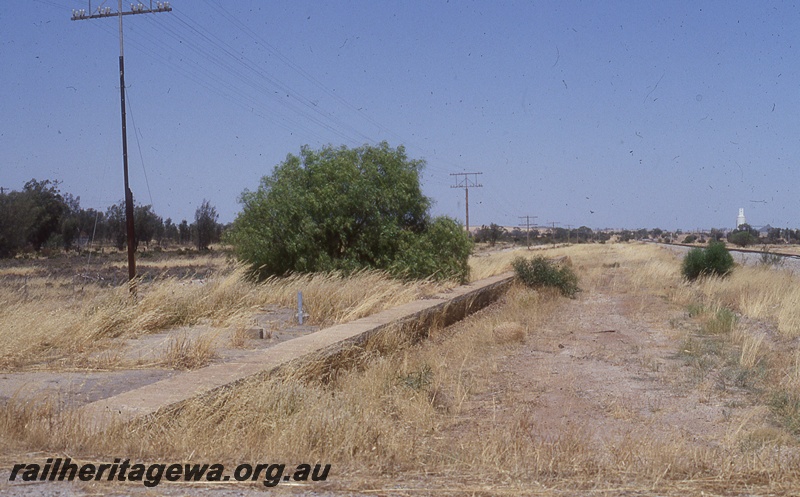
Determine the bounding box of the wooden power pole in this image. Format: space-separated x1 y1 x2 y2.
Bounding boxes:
518 215 537 249
71 1 172 291
450 172 483 237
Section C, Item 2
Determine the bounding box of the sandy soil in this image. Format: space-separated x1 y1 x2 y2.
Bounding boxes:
468 282 737 462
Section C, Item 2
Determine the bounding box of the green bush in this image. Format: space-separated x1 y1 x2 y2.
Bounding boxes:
512 256 579 298
227 142 472 282
390 216 472 282
681 241 734 281
728 230 758 247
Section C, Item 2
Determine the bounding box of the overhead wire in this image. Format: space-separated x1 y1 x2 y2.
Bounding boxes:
171 10 377 144
124 88 155 208
66 2 495 211
88 13 341 145
196 1 460 177
150 10 375 146
200 0 402 141
142 15 357 143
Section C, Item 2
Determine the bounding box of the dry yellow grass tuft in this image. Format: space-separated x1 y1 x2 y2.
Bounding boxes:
492 321 525 343
161 331 218 370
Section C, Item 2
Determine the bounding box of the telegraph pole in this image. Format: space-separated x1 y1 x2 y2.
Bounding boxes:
518 215 537 249
547 221 559 246
565 224 573 243
450 172 482 237
72 1 172 291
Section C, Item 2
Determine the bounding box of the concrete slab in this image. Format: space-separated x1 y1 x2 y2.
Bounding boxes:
78 272 514 432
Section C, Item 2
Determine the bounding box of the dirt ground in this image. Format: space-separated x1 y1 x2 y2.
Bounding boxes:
3 245 798 496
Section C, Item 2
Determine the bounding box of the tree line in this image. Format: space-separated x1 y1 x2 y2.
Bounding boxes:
0 179 225 258
475 224 800 248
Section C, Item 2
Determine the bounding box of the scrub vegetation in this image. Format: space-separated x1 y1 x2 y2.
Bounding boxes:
681 240 735 280
227 142 472 282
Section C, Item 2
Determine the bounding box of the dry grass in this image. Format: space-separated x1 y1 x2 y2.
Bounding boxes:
0 260 451 371
0 283 558 462
161 331 218 370
677 263 800 337
468 247 527 281
492 321 526 343
0 245 524 372
5 243 800 494
740 333 765 369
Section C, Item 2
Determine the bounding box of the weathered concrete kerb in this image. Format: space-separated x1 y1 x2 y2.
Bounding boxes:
79 272 514 432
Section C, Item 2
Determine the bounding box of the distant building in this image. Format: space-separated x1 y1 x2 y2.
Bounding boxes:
736 208 746 228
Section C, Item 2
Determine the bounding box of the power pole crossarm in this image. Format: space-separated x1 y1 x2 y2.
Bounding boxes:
71 0 172 292
71 2 172 20
450 172 483 237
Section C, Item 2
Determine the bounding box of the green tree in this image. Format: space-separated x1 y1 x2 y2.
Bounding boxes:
163 218 178 245
23 179 68 250
475 223 506 246
74 208 106 247
105 202 127 250
58 192 82 250
134 205 162 250
194 199 219 250
767 227 783 243
228 142 471 281
0 189 36 257
727 224 759 247
178 220 191 245
576 226 593 243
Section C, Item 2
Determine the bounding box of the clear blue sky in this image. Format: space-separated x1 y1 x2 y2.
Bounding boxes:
2 1 799 231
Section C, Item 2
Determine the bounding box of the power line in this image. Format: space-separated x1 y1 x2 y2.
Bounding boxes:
125 89 155 208
450 172 482 237
198 0 452 161
79 2 465 187
79 8 364 145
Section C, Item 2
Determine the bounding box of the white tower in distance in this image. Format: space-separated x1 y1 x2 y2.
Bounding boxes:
736 208 746 228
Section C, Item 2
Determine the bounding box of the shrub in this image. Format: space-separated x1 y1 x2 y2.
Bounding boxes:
681 241 734 281
512 256 580 298
389 216 472 282
227 143 471 282
758 246 784 267
728 228 759 247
